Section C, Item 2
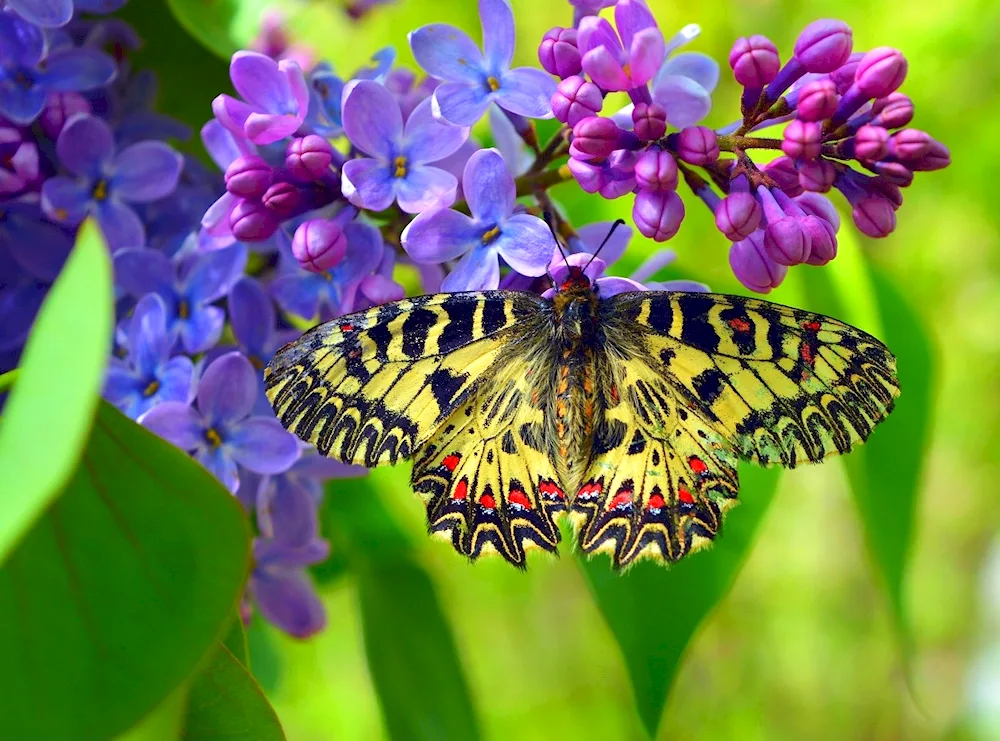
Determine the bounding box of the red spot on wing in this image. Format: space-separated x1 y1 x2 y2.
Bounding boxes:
452 479 468 500
647 493 666 510
479 493 496 509
442 453 461 472
688 456 708 474
678 488 695 504
802 320 821 331
340 323 355 332
508 490 532 509
800 342 815 366
728 318 751 332
577 481 602 500
539 480 565 500
608 491 633 510
610 385 619 403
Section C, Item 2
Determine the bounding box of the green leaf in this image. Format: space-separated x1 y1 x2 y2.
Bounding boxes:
324 475 482 741
0 220 112 563
164 0 269 60
0 402 251 741
245 615 282 695
114 687 189 741
183 643 285 741
222 616 250 668
580 465 782 737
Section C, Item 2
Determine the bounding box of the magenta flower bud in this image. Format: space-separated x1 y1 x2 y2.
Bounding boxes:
539 27 582 79
796 192 841 230
286 134 334 181
855 47 907 98
568 156 606 194
728 35 780 88
634 147 677 192
40 92 91 140
872 92 913 129
552 76 603 127
888 128 932 160
729 234 787 293
795 79 838 121
632 102 666 141
573 116 627 158
292 218 347 273
262 180 302 217
762 156 804 197
794 19 853 73
675 126 718 165
715 192 762 241
599 149 637 200
852 196 896 238
830 51 864 93
853 124 890 161
869 180 903 209
230 199 279 242
225 155 273 199
802 214 838 266
782 119 822 160
633 190 685 242
765 217 811 266
871 161 913 187
909 140 950 171
798 159 836 192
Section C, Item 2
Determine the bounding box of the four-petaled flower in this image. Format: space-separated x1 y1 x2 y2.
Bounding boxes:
402 148 555 291
140 351 300 493
409 0 556 126
213 51 310 146
577 0 665 92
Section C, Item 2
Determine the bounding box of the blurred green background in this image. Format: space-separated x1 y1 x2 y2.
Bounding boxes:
161 0 1000 738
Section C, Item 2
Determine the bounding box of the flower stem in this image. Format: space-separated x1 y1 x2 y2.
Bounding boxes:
717 135 785 152
0 368 19 393
515 164 573 198
527 126 570 174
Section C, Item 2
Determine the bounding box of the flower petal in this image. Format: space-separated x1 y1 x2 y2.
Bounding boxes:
659 51 720 94
102 360 140 410
244 112 303 146
95 198 145 252
257 478 319 546
157 356 195 404
577 15 622 56
403 97 471 164
628 28 666 87
646 278 710 292
37 49 117 92
56 113 114 178
440 245 500 291
110 141 184 203
196 447 239 493
338 221 385 283
128 293 170 374
652 74 712 128
0 82 46 126
178 305 225 355
576 221 633 264
494 67 556 119
200 120 253 171
7 0 73 27
197 351 258 424
489 105 530 176
6 216 72 281
630 248 678 282
139 401 204 450
201 191 238 238
182 243 247 304
229 277 275 356
432 82 491 127
396 166 457 214
113 247 175 298
341 79 402 159
250 568 326 638
408 23 485 83
596 275 646 296
228 417 300 475
615 0 659 50
269 274 321 321
463 147 514 225
230 51 289 111
581 45 630 91
480 0 515 73
494 213 557 276
40 176 90 226
341 158 396 212
401 207 478 264
212 94 255 137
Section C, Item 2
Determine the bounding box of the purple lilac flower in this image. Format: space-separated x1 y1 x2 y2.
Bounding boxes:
577 0 665 93
114 242 247 353
103 293 193 420
304 62 346 138
41 114 183 251
0 14 117 124
401 148 555 291
0 122 41 196
213 51 309 146
141 351 300 494
409 0 556 126
490 106 531 176
340 80 470 214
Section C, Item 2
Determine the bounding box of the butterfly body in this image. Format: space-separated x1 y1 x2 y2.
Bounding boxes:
266 274 899 569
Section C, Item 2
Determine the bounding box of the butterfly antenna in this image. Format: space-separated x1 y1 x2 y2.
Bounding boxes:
583 218 627 273
543 210 571 270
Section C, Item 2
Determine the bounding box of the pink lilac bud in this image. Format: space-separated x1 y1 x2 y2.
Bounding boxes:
758 185 811 265
552 76 603 127
798 159 836 192
600 150 638 199
794 19 853 73
292 219 347 273
868 179 903 209
730 233 787 293
715 192 762 241
262 181 302 217
230 199 279 242
888 128 932 160
568 157 605 193
908 140 950 171
634 147 677 192
675 126 718 165
729 35 780 88
572 116 635 158
802 214 838 265
633 190 685 242
830 52 864 94
795 79 838 121
871 93 913 129
871 161 913 187
855 47 907 98
40 92 91 139
632 102 667 141
852 196 896 237
796 192 841 229
225 155 273 199
853 124 890 160
763 156 804 197
782 119 823 159
286 135 334 181
539 27 582 79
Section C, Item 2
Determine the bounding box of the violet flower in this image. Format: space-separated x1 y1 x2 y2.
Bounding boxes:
577 0 665 93
213 51 309 146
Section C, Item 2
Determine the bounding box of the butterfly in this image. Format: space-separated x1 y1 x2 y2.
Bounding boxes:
264 264 898 570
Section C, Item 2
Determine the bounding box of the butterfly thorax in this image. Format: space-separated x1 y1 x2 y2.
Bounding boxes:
547 273 602 493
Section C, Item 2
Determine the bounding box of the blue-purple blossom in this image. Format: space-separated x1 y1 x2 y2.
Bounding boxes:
401 148 555 291
213 51 309 146
41 114 183 251
114 241 247 353
409 0 556 126
103 293 194 420
340 80 470 214
0 15 117 124
140 351 300 493
304 62 345 138
577 0 665 93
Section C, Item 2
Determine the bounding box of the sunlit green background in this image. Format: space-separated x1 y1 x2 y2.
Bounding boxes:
160 0 1000 738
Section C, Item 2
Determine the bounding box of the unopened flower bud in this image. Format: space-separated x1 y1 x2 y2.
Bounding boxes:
729 35 780 88
764 217 812 265
226 155 273 199
632 102 667 141
286 135 334 181
292 219 347 273
730 233 787 293
796 79 838 121
852 196 897 237
802 214 838 265
798 159 836 192
782 119 823 159
853 124 890 161
888 128 932 160
871 161 913 187
715 191 762 241
763 156 804 197
675 126 719 165
552 76 603 127
634 147 677 192
633 189 685 242
40 92 91 140
871 92 913 129
794 19 853 73
230 199 279 242
855 47 907 98
262 181 302 217
908 140 950 171
573 116 630 158
539 27 582 79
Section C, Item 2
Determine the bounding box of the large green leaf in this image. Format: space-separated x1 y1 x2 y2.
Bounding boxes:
165 0 268 60
324 476 482 741
0 403 251 741
0 220 112 563
580 465 782 738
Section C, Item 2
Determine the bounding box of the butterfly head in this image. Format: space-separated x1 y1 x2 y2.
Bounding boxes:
558 264 592 293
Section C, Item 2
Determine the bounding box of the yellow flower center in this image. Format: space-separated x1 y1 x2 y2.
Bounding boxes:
393 155 408 178
205 428 222 447
622 63 632 80
142 380 160 397
92 179 108 201
177 299 189 320
486 76 500 92
481 226 501 244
